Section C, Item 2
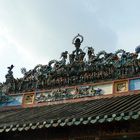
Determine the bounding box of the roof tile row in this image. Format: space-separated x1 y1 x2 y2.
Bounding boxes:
0 93 140 133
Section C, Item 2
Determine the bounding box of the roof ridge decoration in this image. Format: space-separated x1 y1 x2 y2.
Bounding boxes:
0 34 140 96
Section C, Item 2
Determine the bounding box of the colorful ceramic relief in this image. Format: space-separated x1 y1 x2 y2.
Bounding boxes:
93 84 113 95
23 93 35 105
114 81 128 93
8 95 22 106
35 83 115 104
35 90 53 103
76 83 113 97
129 78 140 90
77 85 102 97
35 87 77 103
0 94 22 107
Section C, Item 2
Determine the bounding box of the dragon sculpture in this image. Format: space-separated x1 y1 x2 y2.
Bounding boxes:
0 34 140 94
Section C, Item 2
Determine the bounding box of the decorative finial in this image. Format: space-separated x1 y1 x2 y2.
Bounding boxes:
7 64 14 71
72 34 84 44
72 34 84 47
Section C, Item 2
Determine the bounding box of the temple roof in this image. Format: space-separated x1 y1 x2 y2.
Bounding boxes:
0 93 140 133
0 34 140 133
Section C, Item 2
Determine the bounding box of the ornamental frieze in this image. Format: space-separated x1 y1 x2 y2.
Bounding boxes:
0 34 140 106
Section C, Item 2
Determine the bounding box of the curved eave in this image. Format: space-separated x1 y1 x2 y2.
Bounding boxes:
0 111 140 133
1 93 140 133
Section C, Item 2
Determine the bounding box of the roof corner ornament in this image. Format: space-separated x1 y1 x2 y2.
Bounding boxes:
5 65 14 83
4 65 15 93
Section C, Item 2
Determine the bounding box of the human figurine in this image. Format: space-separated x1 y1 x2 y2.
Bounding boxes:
71 34 85 62
87 47 95 62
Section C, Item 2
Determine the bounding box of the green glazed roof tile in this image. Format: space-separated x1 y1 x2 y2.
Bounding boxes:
132 114 139 119
98 118 105 123
106 117 113 122
123 116 130 120
115 115 122 121
90 118 97 124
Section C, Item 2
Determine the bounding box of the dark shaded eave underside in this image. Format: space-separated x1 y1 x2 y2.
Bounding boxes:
0 93 140 133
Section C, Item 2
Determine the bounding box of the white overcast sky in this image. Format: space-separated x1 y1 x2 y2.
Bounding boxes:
0 0 140 82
